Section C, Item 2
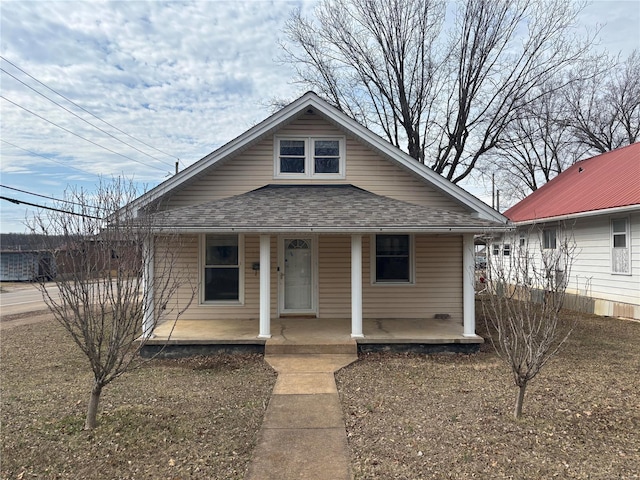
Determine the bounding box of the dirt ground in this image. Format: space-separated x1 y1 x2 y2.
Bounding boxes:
336 312 640 479
2 307 638 479
1 320 277 479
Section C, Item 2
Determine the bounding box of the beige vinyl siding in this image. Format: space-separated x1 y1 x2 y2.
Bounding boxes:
156 233 463 321
161 114 465 212
156 234 279 321
318 234 463 320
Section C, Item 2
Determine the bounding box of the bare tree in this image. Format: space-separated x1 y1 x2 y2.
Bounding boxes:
565 50 640 154
28 178 195 430
489 82 588 205
282 0 597 183
481 227 577 419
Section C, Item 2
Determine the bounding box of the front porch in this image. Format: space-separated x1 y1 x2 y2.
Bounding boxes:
140 317 484 358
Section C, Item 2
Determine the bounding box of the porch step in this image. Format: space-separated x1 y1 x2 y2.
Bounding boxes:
265 341 357 355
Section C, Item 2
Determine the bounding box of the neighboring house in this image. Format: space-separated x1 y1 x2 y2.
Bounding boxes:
129 92 509 348
0 250 56 281
502 143 640 320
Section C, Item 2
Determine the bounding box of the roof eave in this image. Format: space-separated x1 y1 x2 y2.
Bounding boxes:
126 92 507 224
511 203 640 225
152 225 513 235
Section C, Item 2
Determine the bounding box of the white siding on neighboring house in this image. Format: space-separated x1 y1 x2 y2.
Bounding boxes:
160 114 466 213
495 211 640 319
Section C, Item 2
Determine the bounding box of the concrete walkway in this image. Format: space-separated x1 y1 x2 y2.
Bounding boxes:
245 354 358 480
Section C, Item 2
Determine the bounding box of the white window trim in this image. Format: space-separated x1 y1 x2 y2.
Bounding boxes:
200 234 245 305
611 217 631 276
370 234 416 286
274 135 346 179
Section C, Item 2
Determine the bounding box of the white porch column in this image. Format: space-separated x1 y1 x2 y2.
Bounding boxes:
463 233 476 337
142 236 155 339
258 234 271 338
351 234 364 338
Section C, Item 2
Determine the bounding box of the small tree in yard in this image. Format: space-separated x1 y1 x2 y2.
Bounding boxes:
481 227 577 419
28 178 195 430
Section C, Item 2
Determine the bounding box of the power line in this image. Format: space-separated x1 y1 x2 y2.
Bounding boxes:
0 55 182 166
1 139 100 177
1 67 175 168
0 184 102 210
0 196 102 219
1 95 168 173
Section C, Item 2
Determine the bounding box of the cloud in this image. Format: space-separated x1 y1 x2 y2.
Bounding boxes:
1 0 637 232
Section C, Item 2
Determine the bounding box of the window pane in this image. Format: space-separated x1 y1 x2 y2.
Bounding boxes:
314 157 339 173
613 234 626 248
376 257 410 281
204 268 239 301
280 140 305 156
206 235 238 265
280 157 305 173
314 140 339 156
544 229 556 249
376 235 409 256
612 219 626 233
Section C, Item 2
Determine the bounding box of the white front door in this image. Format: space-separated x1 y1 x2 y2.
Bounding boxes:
280 237 316 314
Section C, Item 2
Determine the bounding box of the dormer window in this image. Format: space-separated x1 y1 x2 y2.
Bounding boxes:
275 136 345 178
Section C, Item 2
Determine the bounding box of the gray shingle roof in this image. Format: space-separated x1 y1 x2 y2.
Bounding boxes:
149 185 508 233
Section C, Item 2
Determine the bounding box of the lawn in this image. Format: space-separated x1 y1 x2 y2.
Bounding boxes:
336 312 640 479
2 312 638 479
1 320 277 479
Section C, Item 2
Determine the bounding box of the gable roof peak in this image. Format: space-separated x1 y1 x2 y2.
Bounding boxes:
127 92 506 224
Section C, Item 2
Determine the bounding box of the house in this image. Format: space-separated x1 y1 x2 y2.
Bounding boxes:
0 250 56 282
502 143 640 320
130 92 510 353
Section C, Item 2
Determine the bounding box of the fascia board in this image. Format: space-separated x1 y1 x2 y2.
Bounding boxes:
127 93 319 214
512 204 640 225
305 97 507 224
151 225 514 235
129 91 507 226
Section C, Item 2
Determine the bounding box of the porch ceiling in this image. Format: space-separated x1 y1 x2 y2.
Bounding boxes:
149 184 509 233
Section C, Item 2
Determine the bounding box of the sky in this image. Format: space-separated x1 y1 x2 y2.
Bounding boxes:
1 0 639 233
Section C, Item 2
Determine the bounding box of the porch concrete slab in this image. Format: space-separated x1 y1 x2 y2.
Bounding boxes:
273 373 337 394
149 317 482 346
244 427 352 480
262 394 344 429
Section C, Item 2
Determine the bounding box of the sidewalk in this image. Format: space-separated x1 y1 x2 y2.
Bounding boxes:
245 354 358 480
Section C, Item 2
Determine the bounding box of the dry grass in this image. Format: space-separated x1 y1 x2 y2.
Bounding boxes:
2 310 639 480
1 320 276 479
336 312 640 479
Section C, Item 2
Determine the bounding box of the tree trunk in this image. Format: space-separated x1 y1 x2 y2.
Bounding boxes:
514 382 527 419
85 383 103 430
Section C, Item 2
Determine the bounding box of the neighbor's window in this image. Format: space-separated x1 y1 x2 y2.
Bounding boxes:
492 243 500 255
519 233 526 247
611 218 630 274
503 244 511 256
203 234 242 302
543 228 557 249
275 136 344 178
374 234 412 283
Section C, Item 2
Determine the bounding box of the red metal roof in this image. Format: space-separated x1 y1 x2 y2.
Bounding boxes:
504 143 640 222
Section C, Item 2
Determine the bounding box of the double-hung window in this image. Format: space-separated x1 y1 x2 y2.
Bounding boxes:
373 234 413 284
543 228 557 249
611 218 630 274
275 136 345 178
203 234 243 302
